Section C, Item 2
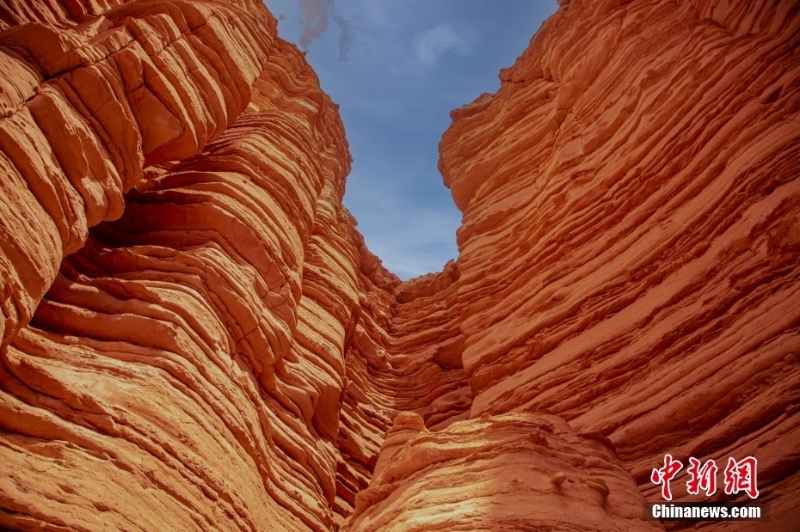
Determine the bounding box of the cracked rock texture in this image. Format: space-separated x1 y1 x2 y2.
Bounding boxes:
0 0 798 531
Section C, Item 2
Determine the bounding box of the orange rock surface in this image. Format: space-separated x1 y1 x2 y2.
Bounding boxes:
344 412 662 532
437 1 800 529
0 0 798 531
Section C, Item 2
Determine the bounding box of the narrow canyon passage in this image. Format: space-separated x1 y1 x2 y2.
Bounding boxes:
0 0 798 531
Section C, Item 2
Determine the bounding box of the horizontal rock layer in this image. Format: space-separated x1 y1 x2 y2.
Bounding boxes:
0 0 275 347
344 412 662 532
437 0 800 529
0 0 798 531
0 2 468 530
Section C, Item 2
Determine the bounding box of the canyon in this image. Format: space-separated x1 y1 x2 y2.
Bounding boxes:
0 0 798 531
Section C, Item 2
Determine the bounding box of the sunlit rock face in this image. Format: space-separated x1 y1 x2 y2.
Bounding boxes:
0 0 798 531
0 1 467 530
438 0 800 529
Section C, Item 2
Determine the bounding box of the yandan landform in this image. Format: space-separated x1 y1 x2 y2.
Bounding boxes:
0 0 798 530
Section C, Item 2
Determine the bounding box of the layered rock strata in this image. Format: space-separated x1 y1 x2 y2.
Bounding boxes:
0 0 274 347
0 2 468 530
436 0 800 529
0 0 798 531
344 412 662 532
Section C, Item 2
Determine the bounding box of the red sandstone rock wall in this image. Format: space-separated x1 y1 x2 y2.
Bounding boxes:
434 0 800 529
0 2 467 529
344 412 663 532
0 0 798 531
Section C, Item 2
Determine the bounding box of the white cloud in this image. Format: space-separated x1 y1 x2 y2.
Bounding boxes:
414 24 471 67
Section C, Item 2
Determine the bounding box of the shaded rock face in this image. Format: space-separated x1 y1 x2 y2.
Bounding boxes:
0 1 797 532
343 412 663 532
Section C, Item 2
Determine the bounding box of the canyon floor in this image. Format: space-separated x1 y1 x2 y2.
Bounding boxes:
0 0 798 531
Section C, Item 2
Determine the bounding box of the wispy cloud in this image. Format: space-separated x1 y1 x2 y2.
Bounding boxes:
332 12 353 60
297 0 351 60
414 24 472 67
263 0 559 278
297 0 332 48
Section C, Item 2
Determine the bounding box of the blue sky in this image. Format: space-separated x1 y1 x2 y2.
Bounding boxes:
261 0 558 279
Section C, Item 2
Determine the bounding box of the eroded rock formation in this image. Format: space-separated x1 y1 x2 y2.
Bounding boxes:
344 412 663 532
436 1 800 530
0 0 798 531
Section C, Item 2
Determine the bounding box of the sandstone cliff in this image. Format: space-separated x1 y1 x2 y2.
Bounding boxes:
437 1 800 529
0 0 798 531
